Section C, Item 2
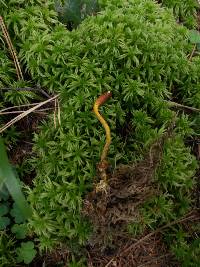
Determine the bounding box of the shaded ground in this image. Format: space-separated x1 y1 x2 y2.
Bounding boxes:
86 235 177 267
84 210 199 267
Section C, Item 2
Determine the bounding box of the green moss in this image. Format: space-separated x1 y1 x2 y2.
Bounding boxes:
161 0 199 29
169 229 200 267
0 232 17 267
99 0 199 29
1 0 199 254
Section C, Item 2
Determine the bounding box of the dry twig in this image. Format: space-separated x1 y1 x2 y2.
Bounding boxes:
166 100 200 112
0 108 54 115
0 102 44 113
57 99 61 126
188 44 197 61
0 16 23 80
53 98 57 128
0 94 59 133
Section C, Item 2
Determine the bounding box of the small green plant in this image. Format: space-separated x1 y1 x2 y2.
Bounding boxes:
0 0 7 7
0 230 36 266
0 202 10 230
0 232 16 267
0 137 31 219
68 257 86 267
165 227 200 267
0 184 36 266
55 0 99 29
0 138 35 266
172 238 200 267
2 126 21 148
16 241 37 265
127 219 146 237
3 80 39 106
161 0 199 28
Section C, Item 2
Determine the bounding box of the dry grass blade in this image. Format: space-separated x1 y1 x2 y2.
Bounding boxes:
53 98 57 128
0 16 23 80
0 94 59 133
57 99 61 126
0 108 54 115
188 44 197 61
0 102 43 113
137 253 172 267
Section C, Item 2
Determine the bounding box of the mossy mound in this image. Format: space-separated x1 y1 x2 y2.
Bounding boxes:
0 0 199 253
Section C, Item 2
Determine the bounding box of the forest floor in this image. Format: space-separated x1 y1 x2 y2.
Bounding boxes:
2 5 200 267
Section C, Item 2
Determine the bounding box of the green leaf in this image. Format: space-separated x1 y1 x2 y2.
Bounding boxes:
0 203 9 216
197 43 200 51
11 224 28 239
188 30 200 44
10 202 26 223
0 0 7 8
0 216 10 230
0 185 9 201
0 138 9 186
16 241 37 264
0 138 32 220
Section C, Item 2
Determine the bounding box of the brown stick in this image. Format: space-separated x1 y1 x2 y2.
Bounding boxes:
0 16 24 80
166 100 200 112
0 94 59 133
0 102 45 113
0 108 54 115
188 44 196 61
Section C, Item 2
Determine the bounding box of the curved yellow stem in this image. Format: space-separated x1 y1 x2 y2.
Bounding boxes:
93 91 112 162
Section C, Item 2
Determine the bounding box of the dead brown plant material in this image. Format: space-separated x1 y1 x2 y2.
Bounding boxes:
81 117 200 267
30 245 70 267
85 210 199 267
0 102 46 113
121 210 199 256
82 123 176 262
0 16 24 80
188 44 197 61
136 253 174 267
0 107 54 115
0 94 59 133
166 100 200 113
83 141 162 248
88 234 177 267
